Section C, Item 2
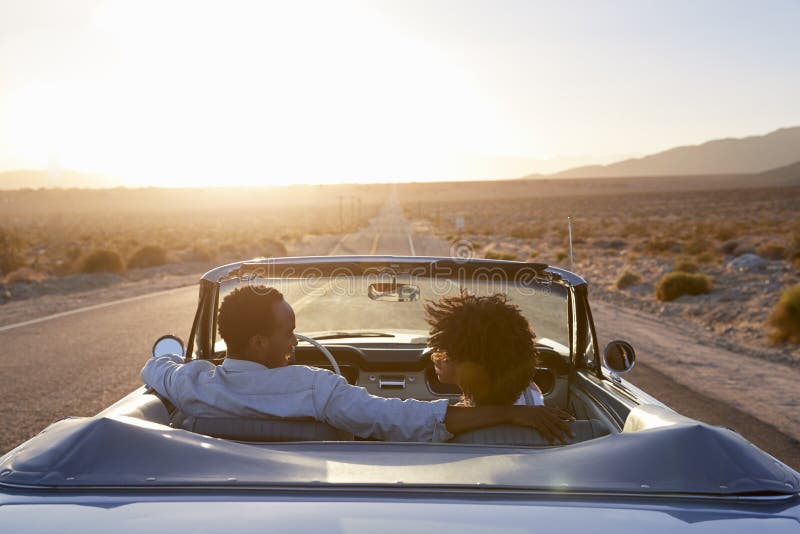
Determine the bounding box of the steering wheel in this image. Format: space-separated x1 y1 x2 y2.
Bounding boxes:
295 334 342 376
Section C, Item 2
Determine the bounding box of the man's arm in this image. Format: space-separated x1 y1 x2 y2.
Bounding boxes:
312 370 574 443
140 354 186 402
445 405 575 443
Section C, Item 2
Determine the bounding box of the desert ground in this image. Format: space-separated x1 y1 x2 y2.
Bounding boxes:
1 176 799 469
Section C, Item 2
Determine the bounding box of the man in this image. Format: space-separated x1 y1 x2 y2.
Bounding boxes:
142 286 574 443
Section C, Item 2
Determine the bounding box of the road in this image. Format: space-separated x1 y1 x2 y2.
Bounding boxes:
1 199 798 470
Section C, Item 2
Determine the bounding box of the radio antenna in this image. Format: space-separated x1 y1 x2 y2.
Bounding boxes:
567 216 574 271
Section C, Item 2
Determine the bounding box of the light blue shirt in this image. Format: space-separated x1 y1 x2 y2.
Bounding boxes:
141 355 453 442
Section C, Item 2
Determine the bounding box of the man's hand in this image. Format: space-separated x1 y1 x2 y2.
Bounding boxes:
509 406 575 444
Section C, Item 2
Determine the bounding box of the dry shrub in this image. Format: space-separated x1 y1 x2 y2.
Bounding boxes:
554 249 569 262
768 285 800 343
644 238 681 254
684 238 711 255
714 225 737 241
3 267 48 284
673 260 698 273
484 251 518 261
128 245 168 269
756 242 787 261
78 249 125 274
695 251 715 263
0 227 25 275
616 270 642 290
261 238 288 258
655 272 712 301
510 223 544 239
719 240 740 255
182 245 215 262
621 221 648 238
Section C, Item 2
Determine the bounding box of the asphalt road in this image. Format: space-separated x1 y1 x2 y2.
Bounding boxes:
1 198 798 470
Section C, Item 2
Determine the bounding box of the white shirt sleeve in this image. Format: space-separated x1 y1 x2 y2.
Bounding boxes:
141 356 454 443
141 354 216 411
310 370 453 442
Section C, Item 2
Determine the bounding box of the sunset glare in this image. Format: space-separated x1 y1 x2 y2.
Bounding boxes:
1 0 799 186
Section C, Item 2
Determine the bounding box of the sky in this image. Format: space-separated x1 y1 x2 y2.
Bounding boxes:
0 0 798 187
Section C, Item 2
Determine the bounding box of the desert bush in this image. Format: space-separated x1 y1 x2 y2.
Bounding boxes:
484 251 518 261
620 221 648 238
695 251 715 263
616 270 642 290
644 238 681 254
78 249 125 274
714 225 737 241
768 285 800 343
655 272 712 301
673 260 698 273
684 238 711 255
510 223 544 239
0 227 26 276
261 238 288 258
756 242 787 261
719 239 740 255
182 245 215 262
127 245 168 269
554 249 569 262
3 267 48 284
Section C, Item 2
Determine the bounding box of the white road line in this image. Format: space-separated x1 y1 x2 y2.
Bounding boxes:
369 233 381 255
0 285 193 333
328 234 348 255
292 285 330 313
407 234 416 256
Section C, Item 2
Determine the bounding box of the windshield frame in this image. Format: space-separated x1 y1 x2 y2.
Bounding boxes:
188 256 589 371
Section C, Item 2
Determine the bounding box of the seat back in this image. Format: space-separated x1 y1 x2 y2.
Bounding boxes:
182 416 354 441
450 419 610 446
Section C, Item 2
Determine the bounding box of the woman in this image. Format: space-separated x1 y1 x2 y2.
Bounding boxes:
425 291 544 407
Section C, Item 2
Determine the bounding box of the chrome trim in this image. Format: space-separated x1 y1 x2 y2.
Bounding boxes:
378 376 406 389
1 481 796 503
201 255 585 288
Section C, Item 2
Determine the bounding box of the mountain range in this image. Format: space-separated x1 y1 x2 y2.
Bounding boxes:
2 126 799 189
546 126 800 179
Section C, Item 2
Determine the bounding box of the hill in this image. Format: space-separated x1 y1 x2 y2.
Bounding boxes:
550 127 800 178
0 169 125 190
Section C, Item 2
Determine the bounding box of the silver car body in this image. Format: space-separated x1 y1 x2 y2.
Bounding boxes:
2 256 798 532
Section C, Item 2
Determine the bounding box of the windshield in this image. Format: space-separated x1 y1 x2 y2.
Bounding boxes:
217 275 570 352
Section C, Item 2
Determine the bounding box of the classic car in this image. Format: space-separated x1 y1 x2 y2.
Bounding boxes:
1 255 798 532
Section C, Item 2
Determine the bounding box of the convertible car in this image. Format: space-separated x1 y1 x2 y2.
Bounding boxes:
1 255 798 532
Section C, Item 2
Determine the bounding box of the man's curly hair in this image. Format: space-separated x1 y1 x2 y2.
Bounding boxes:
425 292 539 406
218 286 284 355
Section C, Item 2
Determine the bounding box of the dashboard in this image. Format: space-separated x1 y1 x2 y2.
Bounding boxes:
293 343 562 403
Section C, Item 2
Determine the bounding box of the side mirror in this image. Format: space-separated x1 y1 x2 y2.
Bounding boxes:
368 282 421 302
602 340 636 374
152 335 185 358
